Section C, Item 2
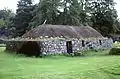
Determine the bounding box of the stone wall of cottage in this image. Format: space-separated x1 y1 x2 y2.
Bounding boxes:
40 40 67 55
6 38 113 56
40 38 113 55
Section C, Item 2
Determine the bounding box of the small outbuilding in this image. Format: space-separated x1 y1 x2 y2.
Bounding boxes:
6 25 113 56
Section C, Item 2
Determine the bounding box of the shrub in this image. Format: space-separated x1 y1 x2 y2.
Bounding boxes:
113 42 120 48
74 52 84 56
109 48 120 55
68 52 84 57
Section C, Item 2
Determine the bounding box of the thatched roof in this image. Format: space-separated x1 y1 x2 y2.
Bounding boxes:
22 25 103 39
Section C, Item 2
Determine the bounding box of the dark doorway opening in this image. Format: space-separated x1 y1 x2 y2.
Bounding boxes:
82 40 85 47
66 41 73 54
18 41 41 57
99 40 102 45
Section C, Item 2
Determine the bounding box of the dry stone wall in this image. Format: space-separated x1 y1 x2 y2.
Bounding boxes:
101 38 113 48
6 38 113 56
40 38 113 55
41 40 67 55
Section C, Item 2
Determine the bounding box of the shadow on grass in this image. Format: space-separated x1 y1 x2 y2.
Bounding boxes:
83 49 111 57
2 47 113 59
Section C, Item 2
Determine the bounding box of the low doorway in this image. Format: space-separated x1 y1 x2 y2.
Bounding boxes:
18 41 41 57
66 41 73 54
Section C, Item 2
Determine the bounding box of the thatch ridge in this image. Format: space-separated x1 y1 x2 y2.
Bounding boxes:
22 24 103 39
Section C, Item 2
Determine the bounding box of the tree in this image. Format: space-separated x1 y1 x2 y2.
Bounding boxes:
0 9 15 28
13 0 35 37
30 0 62 28
61 0 88 26
0 19 5 27
0 9 15 37
31 0 88 27
85 0 118 36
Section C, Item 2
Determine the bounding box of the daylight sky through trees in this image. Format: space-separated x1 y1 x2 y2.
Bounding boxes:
0 0 120 18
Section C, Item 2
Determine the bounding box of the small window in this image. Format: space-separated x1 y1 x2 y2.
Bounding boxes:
82 40 85 47
99 40 102 45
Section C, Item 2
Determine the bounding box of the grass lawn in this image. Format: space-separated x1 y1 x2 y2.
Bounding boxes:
0 48 120 79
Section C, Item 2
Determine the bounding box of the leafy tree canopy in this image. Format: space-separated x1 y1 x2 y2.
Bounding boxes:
12 0 36 37
85 0 118 36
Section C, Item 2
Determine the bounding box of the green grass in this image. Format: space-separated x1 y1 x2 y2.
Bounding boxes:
0 48 120 79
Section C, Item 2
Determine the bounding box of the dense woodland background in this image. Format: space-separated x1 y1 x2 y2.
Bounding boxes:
0 0 120 38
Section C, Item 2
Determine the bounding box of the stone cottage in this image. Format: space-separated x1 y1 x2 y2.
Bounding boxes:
6 25 113 56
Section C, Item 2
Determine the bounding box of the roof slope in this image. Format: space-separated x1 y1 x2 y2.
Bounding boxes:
22 25 103 39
